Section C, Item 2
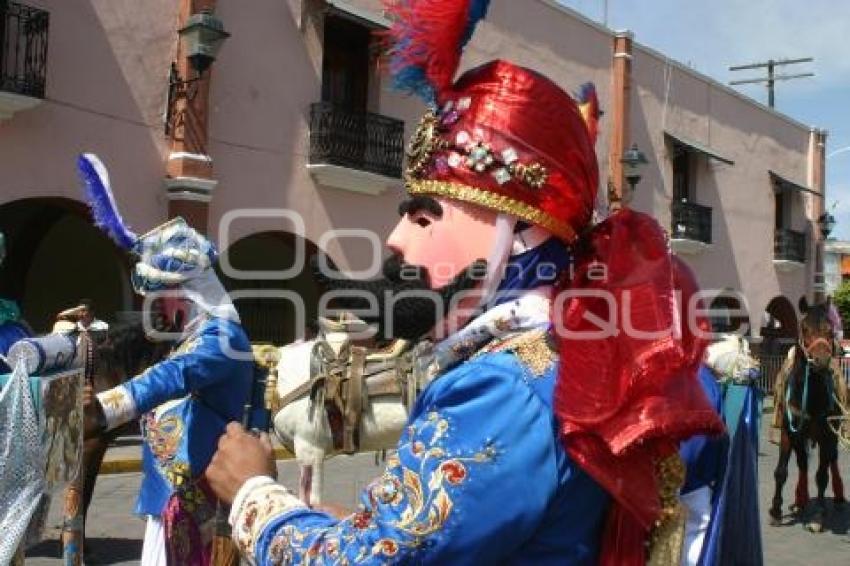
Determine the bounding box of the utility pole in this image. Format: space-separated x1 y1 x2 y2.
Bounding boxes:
729 57 814 108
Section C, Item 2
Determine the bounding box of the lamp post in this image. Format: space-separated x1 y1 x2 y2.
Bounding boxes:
620 142 648 204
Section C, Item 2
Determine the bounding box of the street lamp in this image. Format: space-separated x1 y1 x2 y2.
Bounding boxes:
621 143 649 197
165 8 230 133
815 210 837 301
179 8 231 75
818 211 836 240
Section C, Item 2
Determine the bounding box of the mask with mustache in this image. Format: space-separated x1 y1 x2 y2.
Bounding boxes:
312 255 488 341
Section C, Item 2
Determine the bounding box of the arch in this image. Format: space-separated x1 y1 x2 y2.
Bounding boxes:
759 295 799 355
708 289 750 336
0 197 132 332
217 230 322 345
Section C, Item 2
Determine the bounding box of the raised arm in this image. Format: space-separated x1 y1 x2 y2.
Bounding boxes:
95 319 248 430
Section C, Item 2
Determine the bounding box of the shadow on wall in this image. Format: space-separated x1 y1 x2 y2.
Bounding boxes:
0 197 131 333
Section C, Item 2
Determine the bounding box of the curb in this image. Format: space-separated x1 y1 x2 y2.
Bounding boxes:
99 447 295 475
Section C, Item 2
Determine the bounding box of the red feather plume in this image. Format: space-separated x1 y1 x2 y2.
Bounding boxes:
385 0 491 105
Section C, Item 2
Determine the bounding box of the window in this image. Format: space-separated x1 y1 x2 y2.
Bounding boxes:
774 188 790 230
321 15 371 111
672 151 691 202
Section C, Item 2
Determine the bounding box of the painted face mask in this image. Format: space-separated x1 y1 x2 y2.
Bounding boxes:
314 195 518 341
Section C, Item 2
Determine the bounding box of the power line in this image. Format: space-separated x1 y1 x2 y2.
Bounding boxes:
728 57 814 108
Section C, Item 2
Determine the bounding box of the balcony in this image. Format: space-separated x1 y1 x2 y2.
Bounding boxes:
774 228 806 271
307 102 405 195
670 201 712 255
0 1 49 121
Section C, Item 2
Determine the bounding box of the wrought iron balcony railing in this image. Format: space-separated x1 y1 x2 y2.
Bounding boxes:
0 1 49 99
671 200 712 244
309 102 404 179
774 228 806 263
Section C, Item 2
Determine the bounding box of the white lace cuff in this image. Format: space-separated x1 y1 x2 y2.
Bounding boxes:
96 385 137 430
229 475 306 559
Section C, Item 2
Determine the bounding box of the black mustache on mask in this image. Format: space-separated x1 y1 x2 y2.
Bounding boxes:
312 255 488 341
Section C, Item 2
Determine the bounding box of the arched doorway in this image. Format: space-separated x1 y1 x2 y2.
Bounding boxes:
759 296 799 355
0 197 132 333
708 290 750 336
218 231 321 345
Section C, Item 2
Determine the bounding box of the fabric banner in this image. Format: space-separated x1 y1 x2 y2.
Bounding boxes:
0 361 47 563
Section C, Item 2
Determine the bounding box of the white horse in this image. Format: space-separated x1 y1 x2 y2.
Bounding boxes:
704 333 759 383
268 332 761 508
267 323 428 506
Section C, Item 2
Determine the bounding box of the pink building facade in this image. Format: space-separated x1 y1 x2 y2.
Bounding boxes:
0 0 824 346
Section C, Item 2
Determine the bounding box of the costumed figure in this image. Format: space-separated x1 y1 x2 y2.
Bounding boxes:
77 154 255 565
204 1 724 564
0 231 33 371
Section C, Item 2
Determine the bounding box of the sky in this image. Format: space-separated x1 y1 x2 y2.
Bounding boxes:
558 0 850 239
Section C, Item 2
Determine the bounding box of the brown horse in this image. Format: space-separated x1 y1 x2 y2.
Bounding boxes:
770 297 848 532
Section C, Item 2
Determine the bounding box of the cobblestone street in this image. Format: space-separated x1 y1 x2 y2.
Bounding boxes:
25 412 850 565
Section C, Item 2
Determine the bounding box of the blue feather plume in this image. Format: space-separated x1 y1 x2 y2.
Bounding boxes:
77 154 138 251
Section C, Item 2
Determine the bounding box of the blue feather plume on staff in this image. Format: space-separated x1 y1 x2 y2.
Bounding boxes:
77 154 138 251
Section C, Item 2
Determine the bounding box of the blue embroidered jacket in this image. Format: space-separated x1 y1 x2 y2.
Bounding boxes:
98 316 253 517
232 334 610 565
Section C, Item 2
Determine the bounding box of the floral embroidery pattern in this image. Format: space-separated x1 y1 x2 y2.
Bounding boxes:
233 484 304 557
144 412 184 464
250 410 497 565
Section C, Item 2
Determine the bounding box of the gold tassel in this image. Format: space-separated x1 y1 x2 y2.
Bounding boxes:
252 344 281 414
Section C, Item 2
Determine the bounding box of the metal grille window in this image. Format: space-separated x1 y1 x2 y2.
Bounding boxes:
0 1 49 99
671 200 712 244
774 228 806 263
309 102 404 179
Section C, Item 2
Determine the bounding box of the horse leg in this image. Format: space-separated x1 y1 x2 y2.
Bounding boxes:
792 434 810 514
82 435 110 517
807 439 832 533
771 430 793 524
310 456 325 507
298 461 314 507
830 461 846 505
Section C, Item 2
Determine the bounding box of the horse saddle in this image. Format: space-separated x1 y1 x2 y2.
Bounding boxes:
271 317 421 454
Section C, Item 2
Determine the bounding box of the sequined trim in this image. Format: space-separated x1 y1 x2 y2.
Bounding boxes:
477 329 557 376
648 453 688 565
96 386 137 431
406 179 576 242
